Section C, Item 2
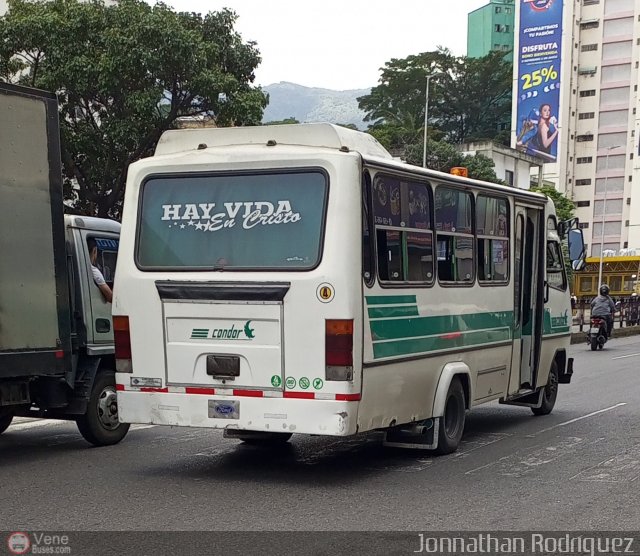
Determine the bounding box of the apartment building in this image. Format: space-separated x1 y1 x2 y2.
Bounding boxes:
468 0 516 61
513 0 640 256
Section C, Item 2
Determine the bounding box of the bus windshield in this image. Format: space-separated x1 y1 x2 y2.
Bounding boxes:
136 170 327 270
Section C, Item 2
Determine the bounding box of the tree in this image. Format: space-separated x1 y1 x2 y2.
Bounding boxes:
358 49 512 147
264 117 300 125
0 0 267 218
531 185 576 285
530 185 575 221
403 139 503 184
438 51 513 145
358 48 454 150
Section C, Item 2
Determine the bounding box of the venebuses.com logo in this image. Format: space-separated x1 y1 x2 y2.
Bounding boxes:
6 533 30 555
6 532 71 554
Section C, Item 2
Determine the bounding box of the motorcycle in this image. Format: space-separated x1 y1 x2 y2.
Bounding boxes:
587 316 608 351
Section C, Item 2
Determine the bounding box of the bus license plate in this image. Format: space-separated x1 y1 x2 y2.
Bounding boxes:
208 400 240 419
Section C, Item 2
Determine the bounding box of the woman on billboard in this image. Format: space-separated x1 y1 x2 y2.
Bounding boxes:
516 103 558 161
534 103 558 154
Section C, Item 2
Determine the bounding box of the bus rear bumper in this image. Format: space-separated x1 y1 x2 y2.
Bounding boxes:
116 390 359 436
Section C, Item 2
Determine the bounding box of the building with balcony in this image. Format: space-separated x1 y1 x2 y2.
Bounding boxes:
467 0 516 61
512 0 640 257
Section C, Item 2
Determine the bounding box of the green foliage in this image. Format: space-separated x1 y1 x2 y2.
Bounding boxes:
1 0 267 218
530 185 575 221
263 117 300 125
530 185 576 286
358 49 512 147
402 139 503 184
335 123 359 131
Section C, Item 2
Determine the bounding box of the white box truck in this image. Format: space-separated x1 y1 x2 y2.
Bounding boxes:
0 82 129 446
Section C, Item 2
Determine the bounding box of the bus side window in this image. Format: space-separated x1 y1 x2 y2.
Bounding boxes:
477 195 509 284
371 174 434 285
377 229 402 281
435 187 475 284
546 240 567 290
362 172 374 286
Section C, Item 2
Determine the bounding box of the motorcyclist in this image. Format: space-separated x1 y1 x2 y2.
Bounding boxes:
591 284 616 338
627 293 639 326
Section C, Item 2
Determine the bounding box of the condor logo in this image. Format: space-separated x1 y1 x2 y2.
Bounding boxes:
190 321 255 340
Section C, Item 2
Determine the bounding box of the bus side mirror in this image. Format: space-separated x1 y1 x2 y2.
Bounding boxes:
568 228 586 270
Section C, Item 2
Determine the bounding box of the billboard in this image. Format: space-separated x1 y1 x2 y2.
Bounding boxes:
515 0 563 162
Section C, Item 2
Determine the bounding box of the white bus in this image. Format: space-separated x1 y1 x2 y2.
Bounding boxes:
113 124 585 453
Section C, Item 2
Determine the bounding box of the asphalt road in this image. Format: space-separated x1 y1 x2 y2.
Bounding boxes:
1 336 639 533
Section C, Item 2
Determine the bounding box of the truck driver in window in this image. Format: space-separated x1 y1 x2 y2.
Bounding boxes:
87 238 113 303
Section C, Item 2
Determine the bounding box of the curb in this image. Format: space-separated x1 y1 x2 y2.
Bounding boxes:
570 325 640 344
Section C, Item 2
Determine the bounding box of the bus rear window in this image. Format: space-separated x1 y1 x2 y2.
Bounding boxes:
136 171 327 270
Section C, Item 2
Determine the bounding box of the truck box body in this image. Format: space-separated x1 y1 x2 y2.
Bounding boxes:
0 83 128 446
0 83 71 378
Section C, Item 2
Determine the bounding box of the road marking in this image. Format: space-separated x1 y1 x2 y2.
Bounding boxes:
448 433 511 459
9 419 68 431
571 443 640 483
527 403 627 437
466 436 587 477
130 424 157 431
612 353 640 360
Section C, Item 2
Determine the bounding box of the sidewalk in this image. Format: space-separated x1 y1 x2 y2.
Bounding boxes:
570 320 640 344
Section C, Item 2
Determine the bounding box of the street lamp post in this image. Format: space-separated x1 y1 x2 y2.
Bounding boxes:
597 145 621 289
422 73 440 168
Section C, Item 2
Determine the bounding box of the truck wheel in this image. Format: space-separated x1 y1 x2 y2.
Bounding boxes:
434 377 466 455
532 361 558 416
76 371 130 446
0 413 13 435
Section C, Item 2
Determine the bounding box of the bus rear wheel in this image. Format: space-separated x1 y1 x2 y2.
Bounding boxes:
532 361 558 416
434 377 466 455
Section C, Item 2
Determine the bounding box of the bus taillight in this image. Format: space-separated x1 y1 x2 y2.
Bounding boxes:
114 316 133 373
325 319 353 381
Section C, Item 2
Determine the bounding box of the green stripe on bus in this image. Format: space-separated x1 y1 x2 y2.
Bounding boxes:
365 295 417 306
368 305 419 319
369 311 514 341
542 309 571 335
372 328 512 359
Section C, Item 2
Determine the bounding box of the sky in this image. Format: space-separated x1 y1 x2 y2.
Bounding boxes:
163 0 490 91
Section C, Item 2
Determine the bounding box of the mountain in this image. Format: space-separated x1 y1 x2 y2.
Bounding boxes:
262 82 371 130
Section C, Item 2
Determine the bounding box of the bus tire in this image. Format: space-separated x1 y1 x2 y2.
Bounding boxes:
434 377 465 455
531 361 558 416
76 371 130 446
0 413 13 435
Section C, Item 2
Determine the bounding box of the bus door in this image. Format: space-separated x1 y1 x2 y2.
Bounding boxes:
511 204 544 391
